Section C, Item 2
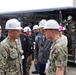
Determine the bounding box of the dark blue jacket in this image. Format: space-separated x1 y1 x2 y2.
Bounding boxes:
20 34 30 58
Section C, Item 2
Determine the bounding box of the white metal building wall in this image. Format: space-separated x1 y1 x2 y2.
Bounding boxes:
73 0 76 6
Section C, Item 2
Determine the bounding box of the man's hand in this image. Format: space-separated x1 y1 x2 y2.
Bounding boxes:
56 67 64 75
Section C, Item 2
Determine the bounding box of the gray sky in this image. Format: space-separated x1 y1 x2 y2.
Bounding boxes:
0 0 73 13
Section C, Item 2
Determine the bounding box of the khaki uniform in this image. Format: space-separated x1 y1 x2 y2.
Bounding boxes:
26 55 32 75
60 35 68 46
46 37 68 75
0 37 23 75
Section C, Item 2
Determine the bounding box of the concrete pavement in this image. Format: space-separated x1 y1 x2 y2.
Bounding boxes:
30 61 39 75
30 61 76 75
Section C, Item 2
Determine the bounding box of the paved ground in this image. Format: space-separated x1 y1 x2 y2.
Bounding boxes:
30 61 76 75
30 61 38 75
67 62 76 75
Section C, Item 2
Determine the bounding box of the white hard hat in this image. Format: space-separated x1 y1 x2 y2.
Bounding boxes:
33 25 39 30
67 15 72 20
63 27 66 30
24 26 31 32
44 19 59 29
0 25 2 29
63 19 66 23
5 18 22 30
39 19 46 28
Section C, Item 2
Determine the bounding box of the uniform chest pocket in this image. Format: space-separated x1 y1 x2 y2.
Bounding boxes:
9 48 18 59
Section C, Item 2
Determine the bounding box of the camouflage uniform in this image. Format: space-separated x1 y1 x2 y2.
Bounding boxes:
0 37 23 75
66 21 76 53
46 37 68 75
66 21 76 41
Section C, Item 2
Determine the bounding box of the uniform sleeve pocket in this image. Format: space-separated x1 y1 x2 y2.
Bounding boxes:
9 48 18 59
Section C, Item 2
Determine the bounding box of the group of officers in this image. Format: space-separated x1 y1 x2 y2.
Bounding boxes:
0 15 75 75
